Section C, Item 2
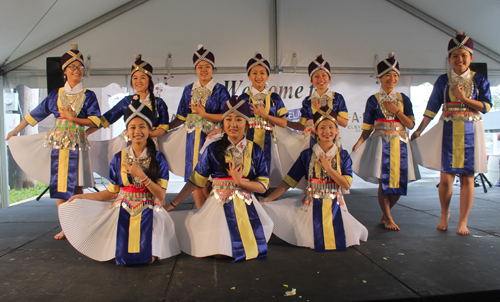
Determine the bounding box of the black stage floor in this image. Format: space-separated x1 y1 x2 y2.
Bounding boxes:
1 183 499 302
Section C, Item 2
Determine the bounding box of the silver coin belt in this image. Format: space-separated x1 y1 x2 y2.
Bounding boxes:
113 196 161 217
45 118 89 151
441 102 482 122
371 120 408 143
211 178 253 206
185 113 221 135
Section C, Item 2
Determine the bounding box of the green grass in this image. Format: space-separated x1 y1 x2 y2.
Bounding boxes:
9 182 48 204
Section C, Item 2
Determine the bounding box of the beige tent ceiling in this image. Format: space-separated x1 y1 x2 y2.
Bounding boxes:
1 0 499 85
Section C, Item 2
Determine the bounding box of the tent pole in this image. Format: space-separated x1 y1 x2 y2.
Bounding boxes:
273 0 279 74
0 76 10 208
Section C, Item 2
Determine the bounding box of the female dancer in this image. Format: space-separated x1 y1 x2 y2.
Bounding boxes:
411 31 492 235
87 55 169 178
351 53 419 231
62 97 180 264
166 96 273 261
239 53 288 190
166 45 230 207
287 54 349 133
262 106 367 251
6 44 101 240
94 55 169 135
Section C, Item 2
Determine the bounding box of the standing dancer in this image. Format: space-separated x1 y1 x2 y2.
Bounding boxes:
351 53 419 231
411 31 492 235
88 55 169 178
6 44 101 240
239 53 288 191
262 106 368 251
166 96 273 261
288 54 349 134
62 97 180 264
166 45 230 207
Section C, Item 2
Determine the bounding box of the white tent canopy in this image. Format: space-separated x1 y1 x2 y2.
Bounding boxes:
1 0 500 87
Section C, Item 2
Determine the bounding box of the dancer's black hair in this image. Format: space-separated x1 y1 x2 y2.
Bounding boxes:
145 136 159 182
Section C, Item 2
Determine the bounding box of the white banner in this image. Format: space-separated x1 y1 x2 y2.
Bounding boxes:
151 73 411 151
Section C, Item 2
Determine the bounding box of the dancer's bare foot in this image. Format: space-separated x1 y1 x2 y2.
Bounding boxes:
437 212 450 231
384 220 400 231
149 256 158 264
380 215 386 225
457 222 470 235
54 230 66 240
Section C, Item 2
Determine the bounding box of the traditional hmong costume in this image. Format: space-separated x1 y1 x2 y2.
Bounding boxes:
59 98 180 264
89 55 169 178
263 108 368 251
8 44 101 199
351 53 420 195
163 45 230 180
239 53 289 187
412 32 491 174
169 97 273 261
299 55 349 136
101 55 169 133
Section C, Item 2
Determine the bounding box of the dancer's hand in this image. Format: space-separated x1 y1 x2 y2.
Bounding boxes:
190 102 206 117
163 202 176 212
410 131 421 141
207 128 223 138
317 153 334 171
5 130 18 140
260 196 272 203
226 159 243 185
311 99 322 110
352 140 363 152
122 161 147 180
450 84 466 102
67 194 83 202
59 105 75 121
250 103 268 118
382 101 399 114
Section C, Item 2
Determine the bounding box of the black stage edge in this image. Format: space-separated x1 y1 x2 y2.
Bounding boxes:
1 184 499 302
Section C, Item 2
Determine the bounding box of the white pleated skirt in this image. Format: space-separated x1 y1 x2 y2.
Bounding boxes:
158 126 187 178
169 195 274 258
59 199 180 261
9 132 94 187
275 127 310 190
410 120 488 173
350 134 421 184
269 139 285 187
261 197 368 249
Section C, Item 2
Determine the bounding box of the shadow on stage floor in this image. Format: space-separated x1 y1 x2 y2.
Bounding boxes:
1 182 499 301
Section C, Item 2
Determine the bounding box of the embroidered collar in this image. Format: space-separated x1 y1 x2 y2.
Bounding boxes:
379 88 397 101
127 145 148 159
312 88 334 99
64 82 83 94
451 68 471 79
140 94 151 106
193 78 216 91
227 137 247 153
250 86 269 95
313 143 338 158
